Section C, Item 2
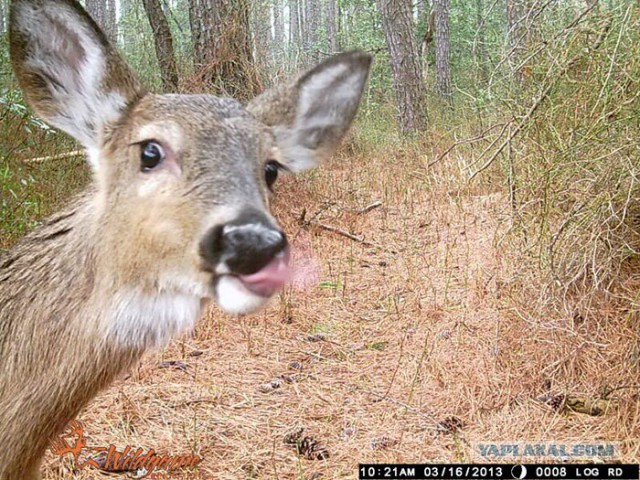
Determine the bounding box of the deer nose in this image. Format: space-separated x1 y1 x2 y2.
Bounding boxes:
200 209 289 276
220 222 288 275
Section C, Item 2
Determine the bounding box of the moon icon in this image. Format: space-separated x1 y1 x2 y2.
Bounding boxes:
511 465 527 479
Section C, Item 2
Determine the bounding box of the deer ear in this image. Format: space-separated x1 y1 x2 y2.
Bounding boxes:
247 51 372 172
9 0 145 154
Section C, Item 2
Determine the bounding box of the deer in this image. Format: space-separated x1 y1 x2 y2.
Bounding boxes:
0 0 371 477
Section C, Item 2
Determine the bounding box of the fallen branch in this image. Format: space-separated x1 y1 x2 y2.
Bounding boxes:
23 150 84 163
305 219 392 252
297 207 394 253
356 200 382 215
602 384 640 400
316 222 378 248
170 397 218 409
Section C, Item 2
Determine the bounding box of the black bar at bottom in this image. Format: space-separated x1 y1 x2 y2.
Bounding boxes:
358 464 639 480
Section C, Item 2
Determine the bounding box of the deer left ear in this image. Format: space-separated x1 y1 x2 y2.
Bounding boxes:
9 0 146 154
248 51 372 172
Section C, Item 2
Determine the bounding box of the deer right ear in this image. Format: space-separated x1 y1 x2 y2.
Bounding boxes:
248 51 372 173
9 0 145 159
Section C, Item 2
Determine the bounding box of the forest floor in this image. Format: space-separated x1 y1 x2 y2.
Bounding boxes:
39 132 640 479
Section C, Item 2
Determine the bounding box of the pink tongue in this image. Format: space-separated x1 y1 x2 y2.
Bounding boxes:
238 253 291 297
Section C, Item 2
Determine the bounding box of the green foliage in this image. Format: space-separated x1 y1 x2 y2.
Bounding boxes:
500 4 640 296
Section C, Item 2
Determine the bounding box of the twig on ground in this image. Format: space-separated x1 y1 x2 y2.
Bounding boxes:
296 205 391 251
22 150 84 163
170 397 218 409
602 384 640 400
316 222 379 248
356 201 383 215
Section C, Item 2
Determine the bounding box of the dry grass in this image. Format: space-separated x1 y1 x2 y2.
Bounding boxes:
34 124 640 479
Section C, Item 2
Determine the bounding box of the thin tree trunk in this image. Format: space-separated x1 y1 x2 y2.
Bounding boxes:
119 0 132 46
273 0 284 44
506 0 527 52
273 0 284 62
420 9 435 56
288 0 301 67
434 0 452 100
252 0 271 78
304 0 321 64
377 0 428 133
142 0 179 91
0 0 5 36
299 0 307 56
326 0 339 53
289 0 300 46
188 0 206 72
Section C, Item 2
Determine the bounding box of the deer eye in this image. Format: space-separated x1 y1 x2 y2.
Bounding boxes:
264 161 281 190
140 141 165 172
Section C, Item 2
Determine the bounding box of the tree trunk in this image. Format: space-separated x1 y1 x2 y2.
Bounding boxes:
251 0 271 77
434 0 452 100
420 9 435 56
326 0 339 53
273 0 284 61
273 0 284 44
86 0 116 42
106 0 116 42
377 0 428 133
304 0 321 64
299 0 307 55
0 0 5 36
142 0 179 92
188 0 202 65
119 0 132 46
188 0 260 101
85 0 106 32
288 0 301 65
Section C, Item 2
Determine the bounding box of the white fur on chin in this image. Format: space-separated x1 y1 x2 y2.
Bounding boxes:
215 276 269 315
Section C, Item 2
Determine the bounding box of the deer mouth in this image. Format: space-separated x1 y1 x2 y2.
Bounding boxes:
210 248 291 315
234 249 291 297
